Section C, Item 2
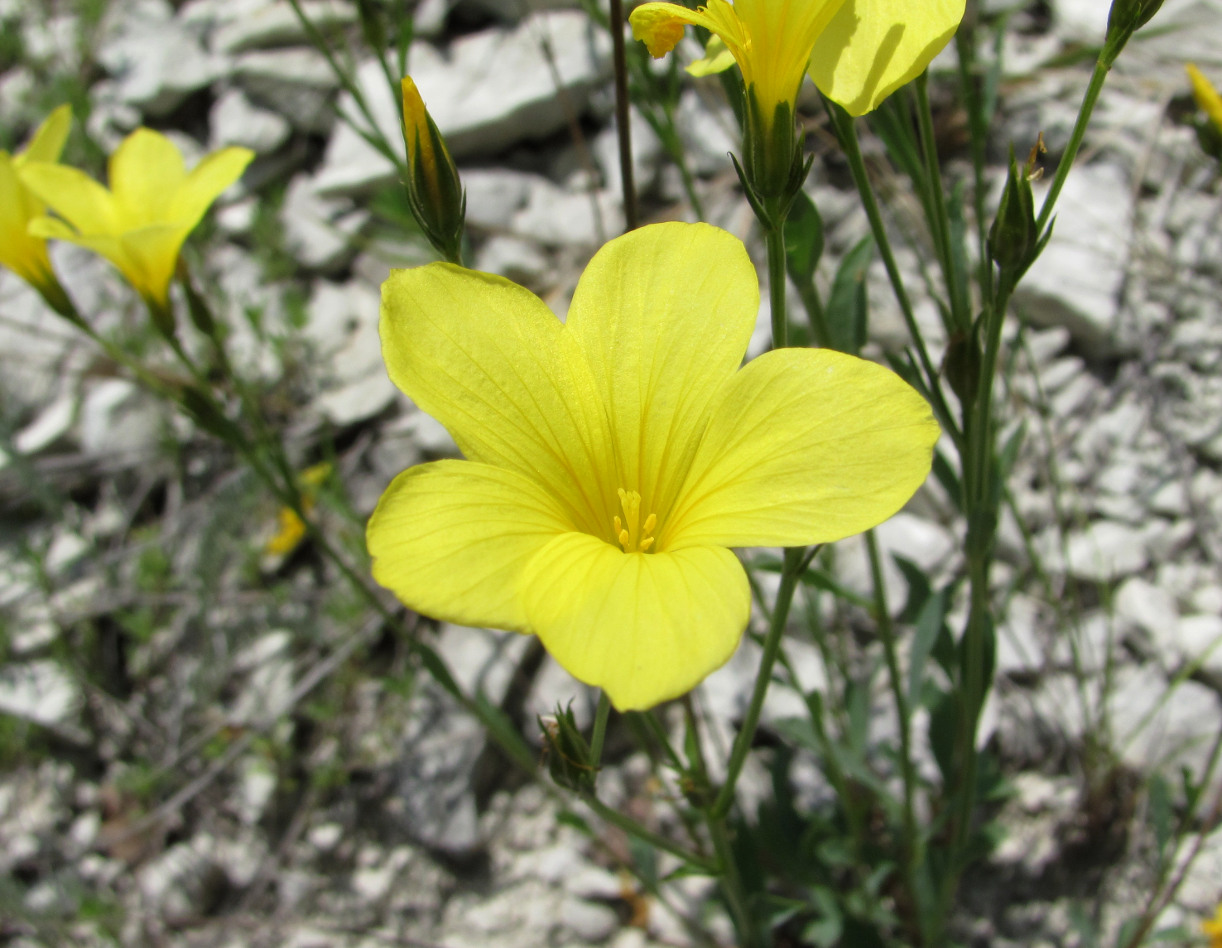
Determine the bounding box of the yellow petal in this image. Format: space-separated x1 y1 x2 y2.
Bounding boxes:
170 146 253 226
687 35 737 78
108 128 187 227
666 347 939 549
15 104 71 165
1188 63 1222 133
565 221 758 541
629 2 723 58
368 459 571 632
20 162 120 235
0 154 54 286
520 532 749 710
809 0 965 116
380 263 617 536
118 224 193 306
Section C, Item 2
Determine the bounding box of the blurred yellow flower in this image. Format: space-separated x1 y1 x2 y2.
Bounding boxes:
266 463 333 557
1188 63 1222 134
1203 903 1222 948
0 105 72 299
367 222 939 710
23 128 252 314
630 0 965 119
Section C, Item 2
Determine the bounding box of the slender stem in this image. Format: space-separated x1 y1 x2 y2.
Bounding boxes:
589 690 611 768
913 74 968 333
866 530 922 927
954 15 993 303
712 546 803 817
609 0 638 231
580 791 719 873
829 107 959 443
706 812 756 947
765 221 789 349
1034 59 1111 236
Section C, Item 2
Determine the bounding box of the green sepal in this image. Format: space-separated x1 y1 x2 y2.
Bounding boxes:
1102 0 1164 65
539 703 598 795
987 147 1039 281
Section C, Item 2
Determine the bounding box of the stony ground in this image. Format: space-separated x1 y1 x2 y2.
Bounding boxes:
2 0 1222 946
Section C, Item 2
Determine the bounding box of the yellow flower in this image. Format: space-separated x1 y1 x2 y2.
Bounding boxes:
1188 63 1222 135
0 105 72 297
22 128 253 313
266 463 333 557
1204 904 1222 948
366 222 939 711
631 0 965 119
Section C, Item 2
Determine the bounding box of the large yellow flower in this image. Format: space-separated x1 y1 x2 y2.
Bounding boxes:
367 222 938 711
631 0 965 119
22 128 252 312
0 105 72 294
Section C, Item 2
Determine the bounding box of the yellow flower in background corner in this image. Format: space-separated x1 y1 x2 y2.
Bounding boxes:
1187 63 1222 134
266 462 333 557
366 222 939 711
22 128 253 314
1204 903 1222 948
630 0 965 119
0 105 72 299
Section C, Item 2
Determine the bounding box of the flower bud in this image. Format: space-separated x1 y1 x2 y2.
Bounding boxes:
539 705 598 795
1102 0 1164 66
988 145 1042 282
401 76 465 264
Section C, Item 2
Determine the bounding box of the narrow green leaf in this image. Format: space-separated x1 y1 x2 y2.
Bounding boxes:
826 234 873 355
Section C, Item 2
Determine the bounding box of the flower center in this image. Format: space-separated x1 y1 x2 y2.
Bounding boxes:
614 488 657 553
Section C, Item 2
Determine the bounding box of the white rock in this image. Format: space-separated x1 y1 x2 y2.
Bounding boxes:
0 279 79 411
511 182 623 248
235 756 277 825
96 0 226 115
1115 576 1179 640
463 168 536 231
233 47 339 134
307 822 343 851
78 379 163 461
1109 666 1220 783
303 280 397 426
214 0 356 54
1039 520 1149 583
14 391 77 454
1019 163 1133 354
559 896 620 942
313 11 613 195
1176 614 1222 676
473 235 551 285
0 660 80 727
210 86 291 153
281 176 367 273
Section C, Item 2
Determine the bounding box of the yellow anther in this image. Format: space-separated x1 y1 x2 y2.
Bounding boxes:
614 489 658 553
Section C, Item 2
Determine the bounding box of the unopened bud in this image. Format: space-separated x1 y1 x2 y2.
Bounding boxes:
539 705 598 795
1103 0 1164 66
401 76 465 263
988 146 1041 281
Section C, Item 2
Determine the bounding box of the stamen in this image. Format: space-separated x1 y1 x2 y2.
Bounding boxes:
613 489 658 553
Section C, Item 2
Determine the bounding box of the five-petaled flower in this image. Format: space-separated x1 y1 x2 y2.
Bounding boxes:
22 128 252 316
630 0 965 120
0 105 72 301
367 222 939 711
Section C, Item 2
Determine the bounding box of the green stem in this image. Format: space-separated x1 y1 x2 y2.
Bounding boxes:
707 812 756 947
1034 58 1111 236
954 15 993 303
580 791 719 873
866 531 921 907
712 546 804 818
765 220 789 349
829 107 959 444
913 74 969 334
589 690 611 768
609 0 638 231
